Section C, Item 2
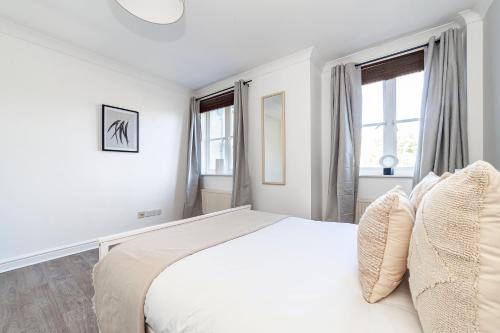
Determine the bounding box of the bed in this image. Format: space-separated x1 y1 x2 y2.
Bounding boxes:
94 207 422 333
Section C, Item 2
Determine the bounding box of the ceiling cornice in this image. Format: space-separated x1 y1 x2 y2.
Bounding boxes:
321 20 458 73
195 47 315 96
0 15 192 95
472 0 494 18
457 9 484 25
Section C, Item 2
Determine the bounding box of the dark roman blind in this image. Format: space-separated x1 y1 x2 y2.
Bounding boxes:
200 90 234 113
361 50 424 85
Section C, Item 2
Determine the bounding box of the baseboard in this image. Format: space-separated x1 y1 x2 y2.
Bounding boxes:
0 239 98 273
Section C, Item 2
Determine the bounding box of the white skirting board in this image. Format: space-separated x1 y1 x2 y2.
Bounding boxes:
0 239 98 273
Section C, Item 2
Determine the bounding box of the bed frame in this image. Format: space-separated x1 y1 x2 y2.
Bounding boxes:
97 205 252 260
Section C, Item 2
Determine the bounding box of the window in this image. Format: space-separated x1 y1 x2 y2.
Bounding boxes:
360 50 424 176
201 105 234 175
199 90 235 175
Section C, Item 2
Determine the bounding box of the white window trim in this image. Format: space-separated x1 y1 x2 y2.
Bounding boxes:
202 106 234 176
360 77 420 177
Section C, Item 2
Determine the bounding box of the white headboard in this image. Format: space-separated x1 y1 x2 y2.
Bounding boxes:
96 205 251 260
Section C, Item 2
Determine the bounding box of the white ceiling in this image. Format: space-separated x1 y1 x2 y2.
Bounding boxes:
0 0 479 89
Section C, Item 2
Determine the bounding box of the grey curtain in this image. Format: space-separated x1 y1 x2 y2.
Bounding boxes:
231 80 252 207
182 97 202 218
325 64 362 223
414 28 468 183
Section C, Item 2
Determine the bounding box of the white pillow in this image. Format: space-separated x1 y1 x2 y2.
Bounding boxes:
358 186 415 303
408 161 500 332
409 171 451 210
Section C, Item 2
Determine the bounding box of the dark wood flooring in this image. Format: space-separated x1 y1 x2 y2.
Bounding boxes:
0 250 99 333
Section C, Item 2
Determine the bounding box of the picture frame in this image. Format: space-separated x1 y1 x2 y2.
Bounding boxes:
102 104 139 153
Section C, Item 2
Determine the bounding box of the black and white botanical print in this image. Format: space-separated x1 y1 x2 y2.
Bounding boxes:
102 105 139 152
107 119 130 145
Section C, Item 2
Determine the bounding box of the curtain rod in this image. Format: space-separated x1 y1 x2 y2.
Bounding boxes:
355 38 439 68
196 80 252 101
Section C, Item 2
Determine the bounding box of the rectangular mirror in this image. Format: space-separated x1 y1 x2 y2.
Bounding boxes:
261 91 286 185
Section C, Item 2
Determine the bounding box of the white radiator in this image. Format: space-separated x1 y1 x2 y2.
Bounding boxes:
355 199 373 224
201 189 232 214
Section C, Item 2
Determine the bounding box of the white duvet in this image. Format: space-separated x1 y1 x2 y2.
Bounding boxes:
145 217 422 333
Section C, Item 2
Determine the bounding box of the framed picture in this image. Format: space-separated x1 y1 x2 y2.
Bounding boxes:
102 105 139 152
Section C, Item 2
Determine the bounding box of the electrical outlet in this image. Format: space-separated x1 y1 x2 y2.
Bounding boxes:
138 209 162 220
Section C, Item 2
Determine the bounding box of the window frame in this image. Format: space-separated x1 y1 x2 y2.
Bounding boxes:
201 106 234 176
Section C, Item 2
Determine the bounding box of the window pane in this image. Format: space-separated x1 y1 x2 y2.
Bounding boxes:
396 121 419 167
209 139 224 171
200 113 207 173
201 144 207 174
396 71 424 120
209 108 225 139
362 81 384 124
201 113 207 142
230 106 234 136
360 125 384 168
228 137 233 170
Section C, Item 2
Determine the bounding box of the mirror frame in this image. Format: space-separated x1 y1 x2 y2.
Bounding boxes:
261 91 286 185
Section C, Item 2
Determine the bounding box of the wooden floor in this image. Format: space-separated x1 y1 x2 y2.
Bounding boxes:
0 250 99 333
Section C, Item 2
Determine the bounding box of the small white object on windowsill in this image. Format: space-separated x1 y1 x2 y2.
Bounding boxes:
379 154 399 176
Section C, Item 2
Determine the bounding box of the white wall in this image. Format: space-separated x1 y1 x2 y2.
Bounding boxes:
0 27 190 263
310 58 323 220
483 0 500 168
196 49 315 219
200 175 232 192
459 10 485 163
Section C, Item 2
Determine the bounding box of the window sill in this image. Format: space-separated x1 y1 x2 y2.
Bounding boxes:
201 173 233 177
359 174 413 179
360 167 414 179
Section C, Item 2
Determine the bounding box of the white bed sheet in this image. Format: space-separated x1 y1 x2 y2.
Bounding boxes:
145 217 422 333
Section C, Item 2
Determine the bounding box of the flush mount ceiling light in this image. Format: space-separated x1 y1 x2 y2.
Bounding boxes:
115 0 185 24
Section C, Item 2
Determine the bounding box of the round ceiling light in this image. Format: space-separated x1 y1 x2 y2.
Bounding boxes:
115 0 185 25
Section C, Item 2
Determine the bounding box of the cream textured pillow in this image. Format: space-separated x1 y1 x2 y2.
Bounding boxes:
408 161 500 332
409 171 451 210
358 186 415 303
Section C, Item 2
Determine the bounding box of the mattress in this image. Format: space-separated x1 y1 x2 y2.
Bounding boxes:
144 217 422 333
